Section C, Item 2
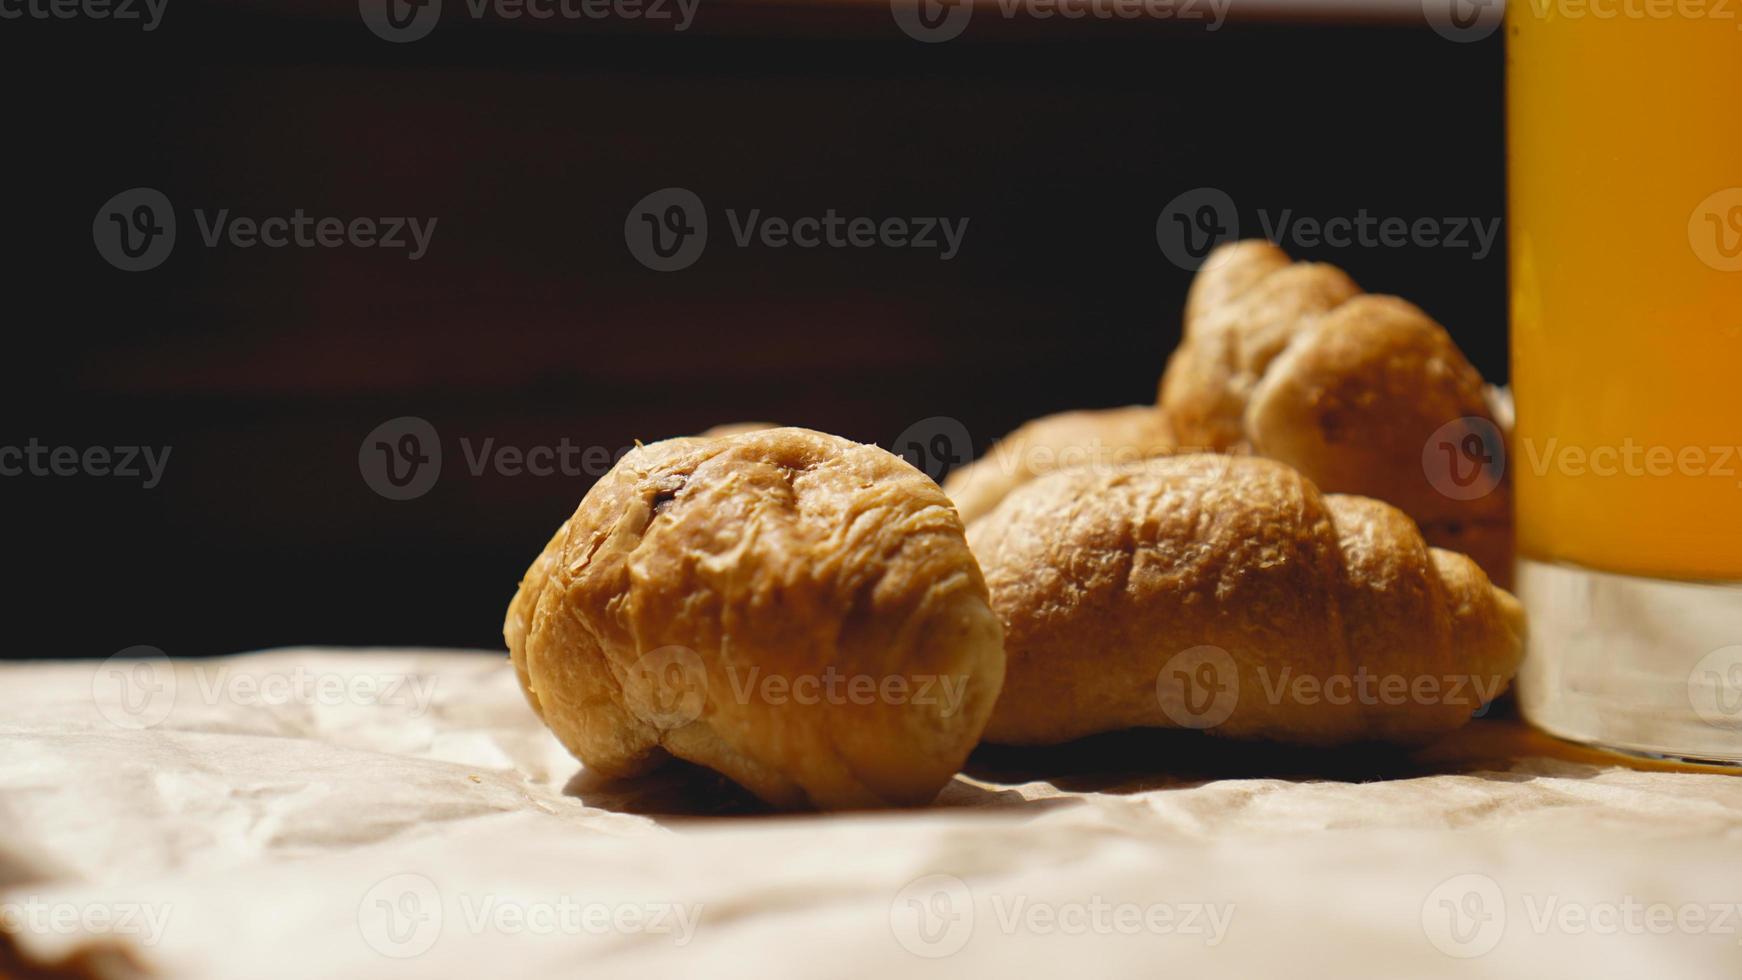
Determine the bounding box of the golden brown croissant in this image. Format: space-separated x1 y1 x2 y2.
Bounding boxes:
941 406 1176 526
504 427 1006 810
1159 240 1513 585
969 454 1525 747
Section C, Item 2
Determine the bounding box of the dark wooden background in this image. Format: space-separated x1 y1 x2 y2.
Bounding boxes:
2 1 1505 658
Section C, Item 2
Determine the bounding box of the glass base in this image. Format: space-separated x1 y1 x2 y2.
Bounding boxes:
1517 559 1742 767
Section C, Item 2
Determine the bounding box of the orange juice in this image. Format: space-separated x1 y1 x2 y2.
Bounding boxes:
1509 1 1742 581
1510 1 1742 763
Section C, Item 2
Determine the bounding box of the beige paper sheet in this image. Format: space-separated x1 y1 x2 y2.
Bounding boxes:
3 649 1740 979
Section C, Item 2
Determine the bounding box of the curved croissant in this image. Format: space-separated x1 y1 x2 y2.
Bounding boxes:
970 454 1525 747
1159 240 1513 585
505 427 1006 810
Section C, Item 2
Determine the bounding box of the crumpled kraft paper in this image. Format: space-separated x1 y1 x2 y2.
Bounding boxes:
3 649 1741 979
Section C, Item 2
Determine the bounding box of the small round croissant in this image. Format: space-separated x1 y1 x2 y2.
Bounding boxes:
504 427 1006 810
971 454 1525 747
941 406 1177 526
1159 240 1513 585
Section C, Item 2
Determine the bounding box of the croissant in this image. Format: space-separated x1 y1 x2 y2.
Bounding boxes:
970 454 1525 747
504 427 1006 810
941 405 1176 526
1159 240 1513 585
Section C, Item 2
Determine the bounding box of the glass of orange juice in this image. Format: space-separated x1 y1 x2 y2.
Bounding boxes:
1509 0 1742 762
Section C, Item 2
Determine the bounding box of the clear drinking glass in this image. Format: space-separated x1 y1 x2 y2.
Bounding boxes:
1508 0 1742 762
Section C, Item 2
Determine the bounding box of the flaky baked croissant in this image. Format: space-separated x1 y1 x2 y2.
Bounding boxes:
504 427 1006 810
941 405 1177 526
970 454 1524 747
1159 240 1513 585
